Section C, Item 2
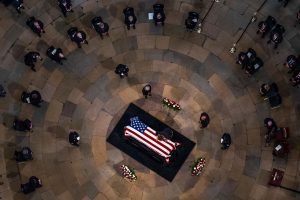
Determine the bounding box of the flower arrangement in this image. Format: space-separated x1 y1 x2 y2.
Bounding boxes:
120 164 137 182
162 97 181 111
190 157 206 176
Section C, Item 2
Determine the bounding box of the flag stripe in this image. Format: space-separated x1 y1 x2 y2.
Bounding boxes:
125 128 170 158
145 128 176 150
125 126 172 156
144 129 174 151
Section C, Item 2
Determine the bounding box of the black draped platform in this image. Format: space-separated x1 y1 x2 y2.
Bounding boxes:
106 103 195 182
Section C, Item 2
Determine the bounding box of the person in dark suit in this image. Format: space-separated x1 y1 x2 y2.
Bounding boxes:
142 84 152 99
24 51 42 72
15 0 24 14
267 24 285 49
284 55 299 73
244 57 263 76
58 0 73 17
236 48 256 69
278 0 289 7
26 16 45 37
21 90 43 107
13 119 32 132
260 82 278 97
115 64 129 78
67 27 88 48
47 46 66 65
0 84 6 97
21 176 42 194
290 70 300 87
153 3 165 26
264 117 278 144
221 133 231 149
123 7 137 30
15 147 33 162
256 16 276 38
69 131 80 146
185 12 199 31
91 17 109 39
199 112 210 128
295 10 300 27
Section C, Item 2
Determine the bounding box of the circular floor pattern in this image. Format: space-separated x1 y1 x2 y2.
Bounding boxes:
0 0 300 200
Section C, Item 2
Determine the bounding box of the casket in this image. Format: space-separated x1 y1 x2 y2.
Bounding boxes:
124 116 180 165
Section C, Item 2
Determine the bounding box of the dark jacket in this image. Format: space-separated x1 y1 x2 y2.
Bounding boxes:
26 17 44 35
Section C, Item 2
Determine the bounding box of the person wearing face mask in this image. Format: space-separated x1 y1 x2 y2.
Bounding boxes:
115 64 129 78
24 51 43 72
290 70 300 87
58 0 73 17
67 27 88 48
284 55 300 73
267 24 285 49
185 12 199 31
123 7 137 30
26 16 45 37
256 16 276 38
91 16 110 39
153 3 166 26
69 131 80 146
47 46 67 65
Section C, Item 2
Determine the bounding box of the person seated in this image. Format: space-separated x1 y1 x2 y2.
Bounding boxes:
142 84 152 99
47 46 66 65
264 117 277 134
296 10 300 27
21 90 43 107
257 16 276 38
123 7 137 30
185 12 199 31
284 55 299 73
0 84 6 97
69 131 80 146
26 16 45 37
260 82 278 97
24 51 42 72
115 64 129 78
221 133 231 149
278 0 289 7
58 0 73 17
13 119 32 132
199 112 210 128
153 3 165 26
67 27 88 48
14 0 25 14
21 176 42 194
245 57 263 76
290 70 300 87
269 93 282 109
15 147 33 162
91 17 110 39
236 48 256 69
264 118 278 144
267 24 285 49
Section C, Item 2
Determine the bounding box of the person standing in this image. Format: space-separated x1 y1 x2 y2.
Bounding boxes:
69 131 80 146
24 51 42 72
26 16 45 37
58 0 73 17
115 64 129 78
199 112 210 128
142 84 152 99
221 133 231 149
267 24 285 49
46 46 67 65
67 27 88 48
123 7 137 30
153 3 165 26
91 17 110 39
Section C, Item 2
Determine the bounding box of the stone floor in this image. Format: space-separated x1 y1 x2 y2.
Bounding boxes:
0 0 300 199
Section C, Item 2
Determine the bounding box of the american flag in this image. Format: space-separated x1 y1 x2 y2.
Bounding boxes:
124 116 180 163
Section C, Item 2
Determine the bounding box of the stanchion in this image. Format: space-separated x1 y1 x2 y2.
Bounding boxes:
196 0 221 33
